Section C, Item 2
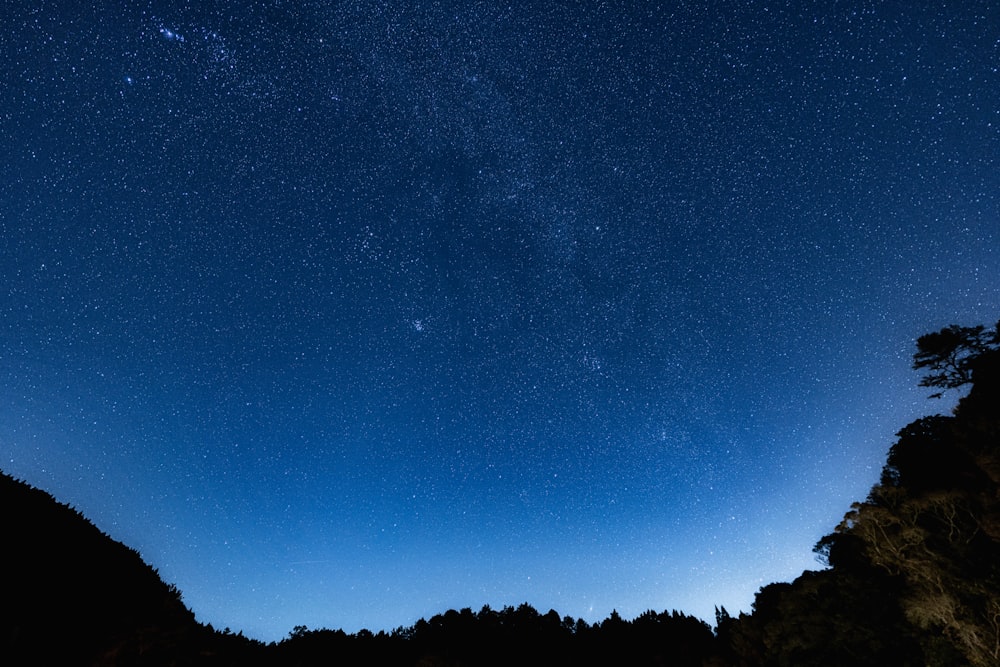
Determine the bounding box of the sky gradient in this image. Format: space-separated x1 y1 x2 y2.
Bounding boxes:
3 0 999 642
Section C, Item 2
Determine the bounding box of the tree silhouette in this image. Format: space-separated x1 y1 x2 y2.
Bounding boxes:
714 320 1000 666
815 321 1000 666
913 321 999 397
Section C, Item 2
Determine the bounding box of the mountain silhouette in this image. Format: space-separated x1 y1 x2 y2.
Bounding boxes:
0 471 262 666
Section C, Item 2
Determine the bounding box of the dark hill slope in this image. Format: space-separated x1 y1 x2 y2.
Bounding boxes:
0 471 259 666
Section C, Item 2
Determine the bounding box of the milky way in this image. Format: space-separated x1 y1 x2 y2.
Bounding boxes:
2 1 998 641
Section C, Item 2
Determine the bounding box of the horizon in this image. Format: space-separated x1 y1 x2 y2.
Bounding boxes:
3 0 998 643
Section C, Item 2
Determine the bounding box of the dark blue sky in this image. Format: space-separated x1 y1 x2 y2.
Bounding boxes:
3 0 999 641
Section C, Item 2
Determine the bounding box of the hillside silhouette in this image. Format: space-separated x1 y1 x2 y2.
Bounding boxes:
0 470 262 666
2 321 998 666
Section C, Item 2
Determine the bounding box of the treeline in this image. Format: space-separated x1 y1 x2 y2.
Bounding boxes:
271 605 713 667
2 321 998 666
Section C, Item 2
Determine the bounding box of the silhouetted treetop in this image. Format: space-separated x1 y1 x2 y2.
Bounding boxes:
913 321 1000 397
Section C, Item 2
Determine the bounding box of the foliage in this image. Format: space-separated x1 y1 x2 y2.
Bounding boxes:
814 322 1000 666
714 320 1000 666
912 321 1000 397
270 603 714 667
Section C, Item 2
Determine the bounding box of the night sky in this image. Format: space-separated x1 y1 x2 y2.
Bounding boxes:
3 0 999 642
